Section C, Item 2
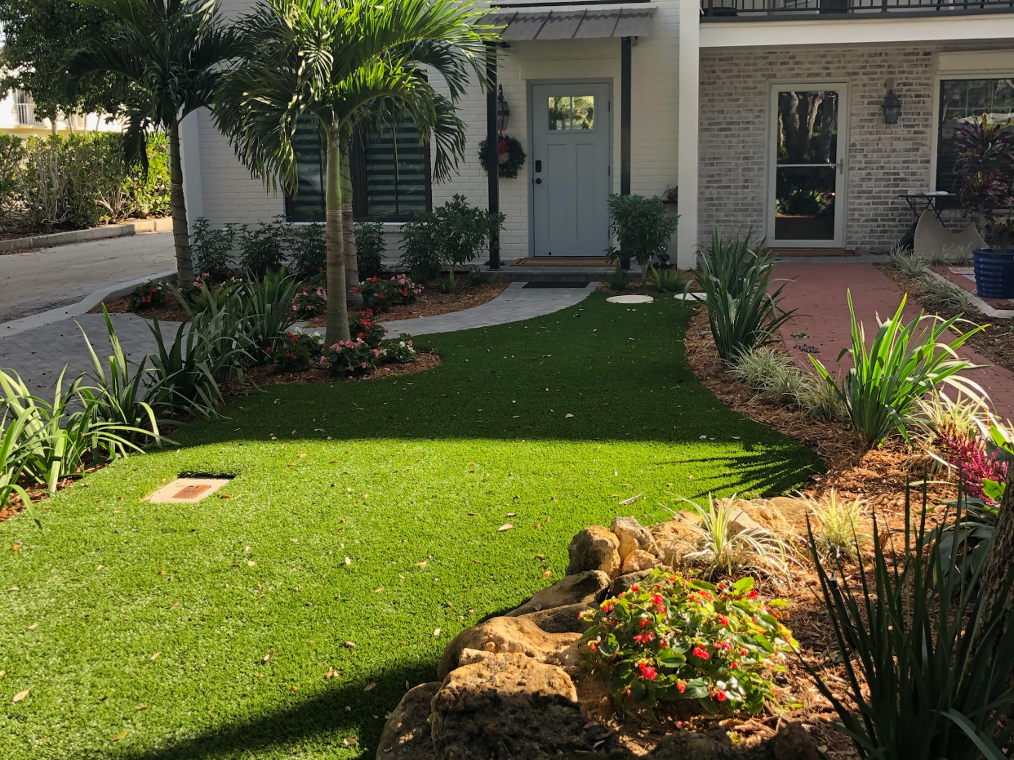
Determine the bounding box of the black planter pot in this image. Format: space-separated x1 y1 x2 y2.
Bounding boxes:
973 248 1014 299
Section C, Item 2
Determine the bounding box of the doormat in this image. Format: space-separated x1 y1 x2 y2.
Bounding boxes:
512 257 612 267
147 477 232 503
765 248 857 257
522 281 590 288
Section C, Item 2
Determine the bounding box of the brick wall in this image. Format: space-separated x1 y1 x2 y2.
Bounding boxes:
698 45 938 253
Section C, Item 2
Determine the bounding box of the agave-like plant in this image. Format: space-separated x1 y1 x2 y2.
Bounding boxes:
810 291 986 447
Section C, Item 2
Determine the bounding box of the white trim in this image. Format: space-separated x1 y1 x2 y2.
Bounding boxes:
676 0 700 268
765 82 850 248
699 14 1014 49
179 110 204 226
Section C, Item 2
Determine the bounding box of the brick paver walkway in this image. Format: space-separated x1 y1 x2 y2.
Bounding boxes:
773 262 1014 421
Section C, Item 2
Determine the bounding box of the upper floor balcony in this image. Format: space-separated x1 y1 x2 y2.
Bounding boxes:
701 0 1014 20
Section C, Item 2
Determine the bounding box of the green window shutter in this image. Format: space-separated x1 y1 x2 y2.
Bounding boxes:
359 122 431 221
285 117 326 223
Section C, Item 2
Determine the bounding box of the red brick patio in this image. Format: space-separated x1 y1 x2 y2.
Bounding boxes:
772 262 1014 422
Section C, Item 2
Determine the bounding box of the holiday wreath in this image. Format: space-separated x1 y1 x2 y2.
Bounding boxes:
478 135 526 179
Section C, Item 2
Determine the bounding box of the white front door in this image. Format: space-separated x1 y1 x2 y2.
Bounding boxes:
767 84 849 247
530 81 612 257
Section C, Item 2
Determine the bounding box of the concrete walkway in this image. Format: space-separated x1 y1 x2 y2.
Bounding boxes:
0 282 597 394
0 231 174 323
379 282 598 336
774 261 1014 421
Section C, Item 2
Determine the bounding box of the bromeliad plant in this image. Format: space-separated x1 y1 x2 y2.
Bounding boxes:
804 490 1014 760
810 291 986 447
581 569 795 715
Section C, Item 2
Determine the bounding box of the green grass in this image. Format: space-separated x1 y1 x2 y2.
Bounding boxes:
0 294 820 759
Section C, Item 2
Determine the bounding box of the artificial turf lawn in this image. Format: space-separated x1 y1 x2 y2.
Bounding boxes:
0 293 820 759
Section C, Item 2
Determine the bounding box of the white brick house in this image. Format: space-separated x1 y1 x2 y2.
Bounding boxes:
182 0 1014 268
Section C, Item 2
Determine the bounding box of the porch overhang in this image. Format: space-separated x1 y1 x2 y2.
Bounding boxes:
481 3 656 40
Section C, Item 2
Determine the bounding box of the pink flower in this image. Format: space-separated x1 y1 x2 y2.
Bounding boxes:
692 646 710 660
360 362 367 369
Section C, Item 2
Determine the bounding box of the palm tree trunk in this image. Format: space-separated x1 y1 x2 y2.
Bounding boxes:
167 121 194 283
325 133 351 346
340 143 363 310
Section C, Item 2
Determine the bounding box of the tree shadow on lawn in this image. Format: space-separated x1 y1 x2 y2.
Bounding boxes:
117 663 432 760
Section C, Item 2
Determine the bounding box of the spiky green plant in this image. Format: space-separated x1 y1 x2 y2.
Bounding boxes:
801 489 868 561
889 246 928 279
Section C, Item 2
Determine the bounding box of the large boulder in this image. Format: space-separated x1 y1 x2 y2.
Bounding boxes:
648 723 818 760
620 549 659 574
608 568 655 598
651 517 705 566
429 652 617 760
437 616 580 679
518 602 595 634
376 682 441 759
611 516 661 561
507 570 610 617
566 526 622 577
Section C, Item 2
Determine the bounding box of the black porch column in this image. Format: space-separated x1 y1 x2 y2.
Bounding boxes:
620 35 632 269
485 42 501 270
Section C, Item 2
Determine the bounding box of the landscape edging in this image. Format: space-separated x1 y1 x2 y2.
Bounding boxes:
0 217 173 253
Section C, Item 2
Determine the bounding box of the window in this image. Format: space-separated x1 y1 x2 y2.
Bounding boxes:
936 78 1014 195
284 118 431 223
547 95 596 131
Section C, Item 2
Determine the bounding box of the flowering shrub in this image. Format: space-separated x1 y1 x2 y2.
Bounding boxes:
582 569 795 715
268 329 324 370
355 274 422 313
350 309 387 348
292 284 328 318
130 280 174 310
937 424 1009 504
381 336 416 364
325 338 380 376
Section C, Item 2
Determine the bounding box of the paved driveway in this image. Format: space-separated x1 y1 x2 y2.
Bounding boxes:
0 232 174 323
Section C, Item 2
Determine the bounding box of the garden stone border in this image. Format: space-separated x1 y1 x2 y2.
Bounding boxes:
0 270 177 339
0 217 173 253
376 511 819 760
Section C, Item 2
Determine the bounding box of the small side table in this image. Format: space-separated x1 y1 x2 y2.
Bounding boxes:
899 191 950 249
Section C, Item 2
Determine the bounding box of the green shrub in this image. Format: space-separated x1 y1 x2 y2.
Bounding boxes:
399 195 503 279
438 276 456 293
810 292 984 447
355 221 386 280
609 266 629 291
238 218 290 277
356 274 422 313
696 231 795 363
289 222 326 281
130 279 174 311
191 217 237 279
581 569 795 715
268 328 324 370
649 266 687 293
0 134 26 228
804 492 1014 760
350 310 386 347
606 194 678 277
467 268 492 287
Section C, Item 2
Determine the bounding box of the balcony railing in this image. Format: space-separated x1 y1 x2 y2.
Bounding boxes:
14 101 37 125
702 0 1014 19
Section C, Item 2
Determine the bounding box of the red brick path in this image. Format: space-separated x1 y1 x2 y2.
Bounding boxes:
772 262 1014 422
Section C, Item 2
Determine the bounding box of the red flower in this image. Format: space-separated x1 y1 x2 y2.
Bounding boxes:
692 646 710 660
639 619 648 629
600 601 614 613
630 584 640 593
748 590 757 599
717 615 730 627
715 690 727 702
676 681 686 693
637 662 657 680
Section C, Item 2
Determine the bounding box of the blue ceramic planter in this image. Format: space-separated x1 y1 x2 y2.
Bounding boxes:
973 248 1014 299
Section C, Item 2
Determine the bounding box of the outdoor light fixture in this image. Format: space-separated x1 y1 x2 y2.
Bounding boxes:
882 89 901 125
497 85 510 133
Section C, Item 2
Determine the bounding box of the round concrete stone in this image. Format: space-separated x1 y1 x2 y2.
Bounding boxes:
606 294 653 304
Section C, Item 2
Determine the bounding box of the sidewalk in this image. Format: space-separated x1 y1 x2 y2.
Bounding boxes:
773 262 1014 421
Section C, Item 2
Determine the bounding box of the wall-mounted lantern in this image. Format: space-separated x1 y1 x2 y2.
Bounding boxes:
882 88 901 125
497 85 510 134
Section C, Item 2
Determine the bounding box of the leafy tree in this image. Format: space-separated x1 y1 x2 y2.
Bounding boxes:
66 0 241 282
0 0 126 125
213 0 494 344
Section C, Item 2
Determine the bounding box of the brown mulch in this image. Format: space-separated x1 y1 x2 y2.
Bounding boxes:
90 294 190 323
876 263 1014 375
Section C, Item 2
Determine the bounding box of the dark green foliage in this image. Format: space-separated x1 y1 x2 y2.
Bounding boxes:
609 266 629 291
805 489 1014 760
238 219 291 278
649 266 688 293
191 217 237 279
400 195 504 279
606 194 679 274
289 223 326 281
695 231 795 363
467 268 493 286
355 221 386 279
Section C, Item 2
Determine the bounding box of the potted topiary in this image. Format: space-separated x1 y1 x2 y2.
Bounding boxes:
954 113 1014 298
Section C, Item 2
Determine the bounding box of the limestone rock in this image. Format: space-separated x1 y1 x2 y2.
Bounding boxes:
610 516 660 561
437 616 580 679
507 570 610 617
648 722 818 760
608 569 655 598
429 652 617 760
518 602 595 633
621 549 659 574
651 517 705 566
566 525 622 577
376 682 440 759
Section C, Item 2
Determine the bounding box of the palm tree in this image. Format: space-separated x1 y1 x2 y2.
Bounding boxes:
67 0 240 283
213 0 494 344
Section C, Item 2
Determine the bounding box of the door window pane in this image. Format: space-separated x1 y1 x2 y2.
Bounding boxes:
548 95 596 130
776 90 838 165
775 166 836 241
937 78 1014 194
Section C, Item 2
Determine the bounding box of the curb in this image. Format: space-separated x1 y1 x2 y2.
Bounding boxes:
0 217 173 253
923 269 1014 319
0 270 177 339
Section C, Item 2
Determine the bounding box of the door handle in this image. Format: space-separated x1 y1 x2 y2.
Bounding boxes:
837 158 844 175
535 178 542 184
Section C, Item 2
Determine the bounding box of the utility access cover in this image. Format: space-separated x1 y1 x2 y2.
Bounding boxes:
606 294 653 304
147 477 231 503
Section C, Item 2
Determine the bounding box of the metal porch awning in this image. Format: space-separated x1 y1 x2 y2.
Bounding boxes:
481 3 656 40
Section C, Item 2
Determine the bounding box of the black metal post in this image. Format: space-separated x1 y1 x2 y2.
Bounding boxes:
620 36 632 270
485 42 501 270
